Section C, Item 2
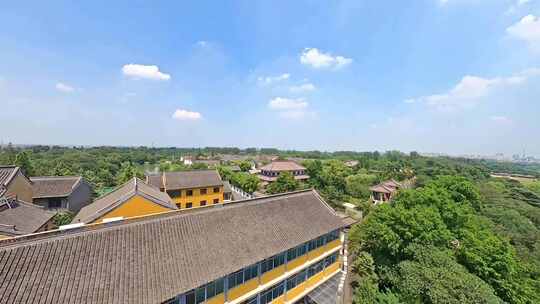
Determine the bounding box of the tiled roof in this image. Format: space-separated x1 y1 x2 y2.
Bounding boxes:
0 190 346 304
260 161 306 172
0 166 19 187
154 170 223 190
146 173 164 189
73 178 177 223
30 176 82 198
0 198 55 236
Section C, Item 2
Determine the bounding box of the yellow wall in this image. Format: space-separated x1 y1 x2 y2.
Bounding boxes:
228 278 259 301
95 195 172 223
285 282 306 302
307 246 327 261
169 186 224 209
206 294 225 304
270 295 284 304
324 262 340 277
306 270 325 289
287 254 308 272
261 264 285 285
7 171 33 203
327 239 341 251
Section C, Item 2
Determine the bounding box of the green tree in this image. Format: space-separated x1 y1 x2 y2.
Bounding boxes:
14 151 34 176
346 173 379 200
238 161 252 172
115 162 143 185
266 172 300 194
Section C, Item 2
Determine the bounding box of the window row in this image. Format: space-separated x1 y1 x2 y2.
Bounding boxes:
260 252 285 274
260 281 285 304
179 198 221 209
167 187 222 198
185 278 225 304
179 233 340 304
228 264 258 290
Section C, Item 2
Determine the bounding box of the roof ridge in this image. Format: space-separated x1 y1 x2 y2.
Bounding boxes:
0 189 319 247
30 175 81 179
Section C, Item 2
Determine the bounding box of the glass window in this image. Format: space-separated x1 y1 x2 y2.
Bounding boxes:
200 200 207 206
200 188 207 195
186 202 193 208
187 190 193 196
207 282 215 298
213 198 219 204
186 291 195 304
215 278 224 295
49 198 62 208
196 287 205 304
213 187 220 193
167 190 181 198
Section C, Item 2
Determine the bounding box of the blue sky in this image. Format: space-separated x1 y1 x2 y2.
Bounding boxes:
1 0 539 156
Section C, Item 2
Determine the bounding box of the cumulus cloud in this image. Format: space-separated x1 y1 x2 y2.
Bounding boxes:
268 97 308 110
172 109 202 121
257 73 290 85
268 97 314 119
300 48 352 69
55 82 75 93
289 83 316 93
122 64 171 80
405 69 539 110
490 115 513 124
507 15 540 50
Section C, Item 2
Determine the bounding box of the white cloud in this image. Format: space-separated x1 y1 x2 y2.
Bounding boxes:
122 64 171 80
406 69 539 110
172 109 202 121
268 97 308 110
289 83 316 93
55 82 75 93
300 48 352 69
507 15 540 50
490 116 513 124
196 40 208 47
257 73 290 85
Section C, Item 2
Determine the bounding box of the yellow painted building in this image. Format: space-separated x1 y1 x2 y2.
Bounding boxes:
166 229 344 304
146 170 225 209
73 177 178 224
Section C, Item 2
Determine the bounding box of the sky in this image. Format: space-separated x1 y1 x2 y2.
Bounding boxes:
1 0 540 156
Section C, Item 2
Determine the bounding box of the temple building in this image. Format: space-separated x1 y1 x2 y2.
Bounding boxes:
73 177 177 224
369 179 402 204
0 190 355 304
258 161 309 185
146 169 225 209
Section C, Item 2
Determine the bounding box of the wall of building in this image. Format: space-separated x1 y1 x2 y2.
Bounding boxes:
95 195 172 223
168 186 224 209
6 172 33 203
67 181 93 213
163 230 343 304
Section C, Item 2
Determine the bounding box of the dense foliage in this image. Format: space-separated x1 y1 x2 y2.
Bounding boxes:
349 176 540 303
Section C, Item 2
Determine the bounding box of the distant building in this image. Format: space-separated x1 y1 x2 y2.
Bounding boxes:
370 179 402 204
0 190 354 304
344 160 359 168
73 177 177 224
146 169 225 209
258 161 309 184
30 176 92 213
0 165 33 203
0 195 55 239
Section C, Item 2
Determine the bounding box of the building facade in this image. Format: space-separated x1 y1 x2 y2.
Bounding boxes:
0 166 34 203
258 161 309 184
146 170 225 209
0 190 352 304
164 229 342 304
30 176 93 213
73 177 177 224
